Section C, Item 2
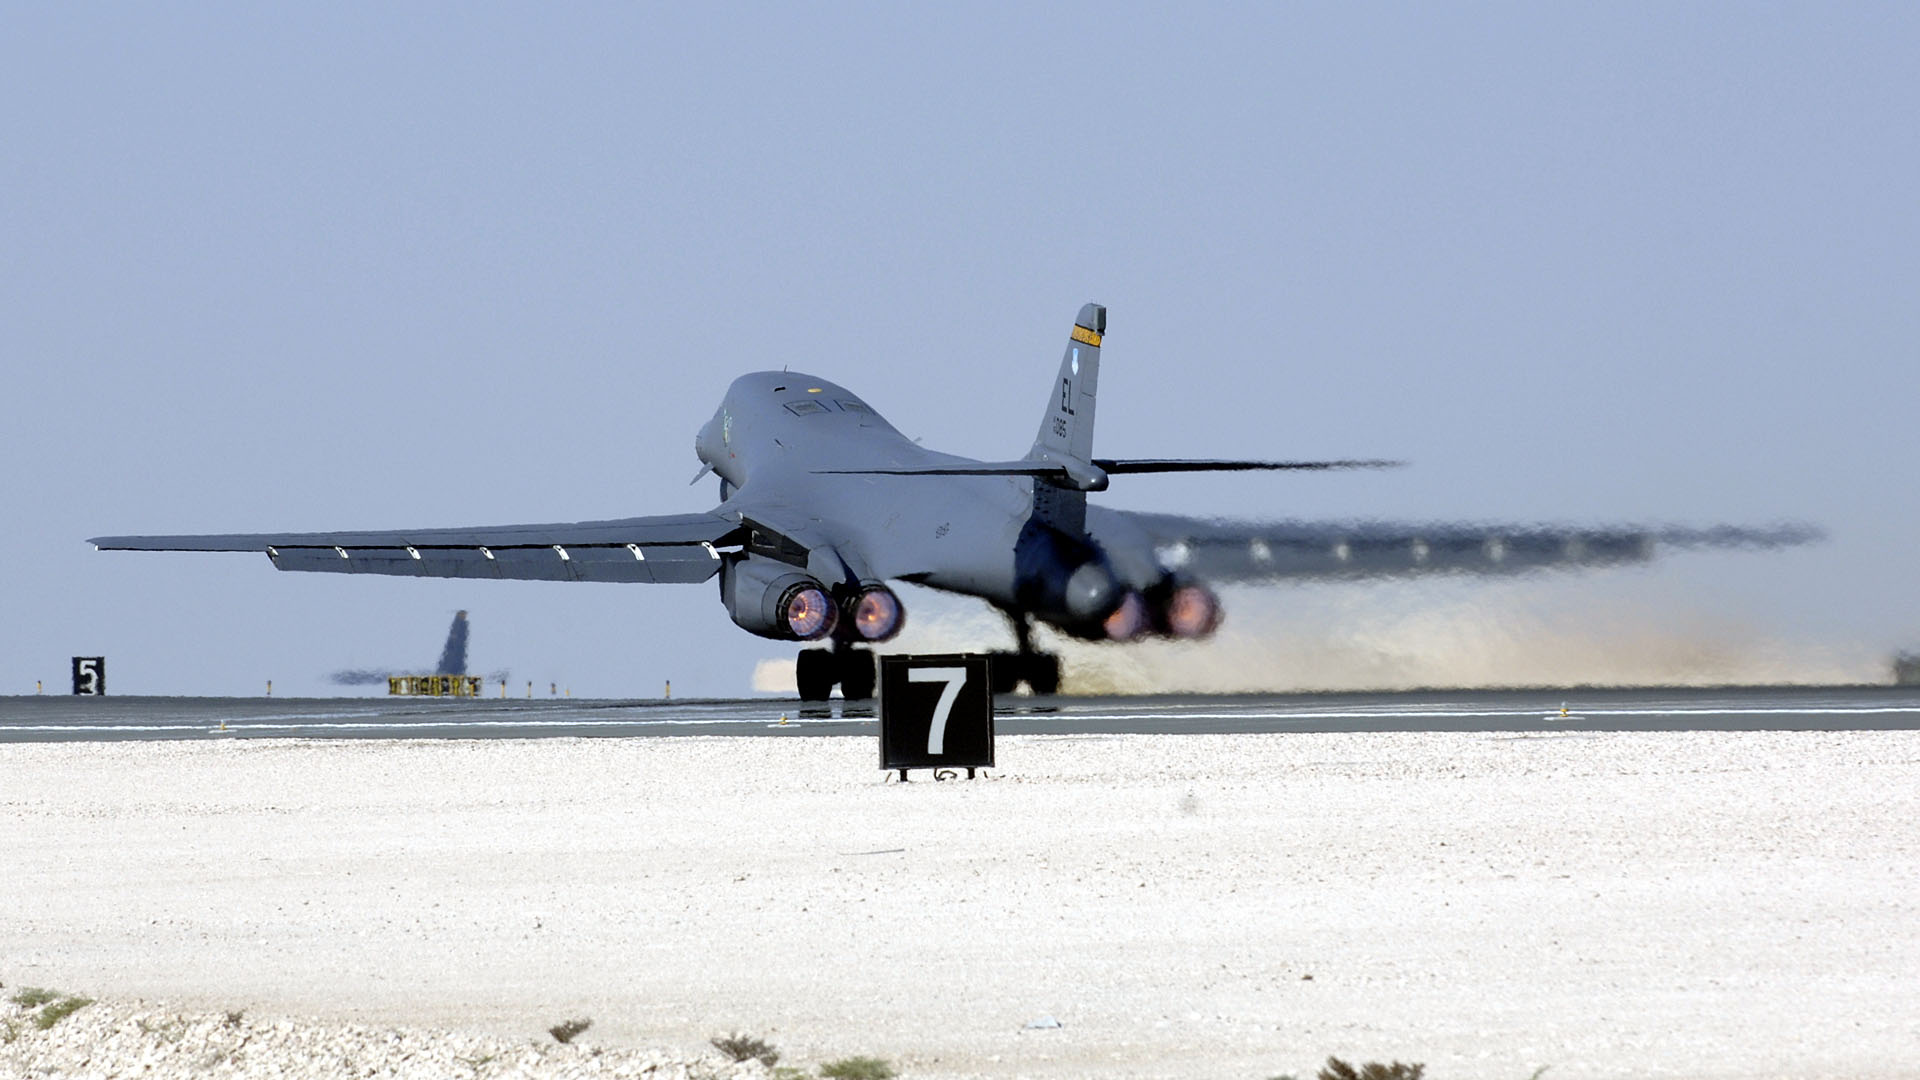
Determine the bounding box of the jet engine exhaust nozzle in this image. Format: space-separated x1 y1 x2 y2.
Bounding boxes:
779 582 838 640
1103 590 1150 641
848 584 905 642
1163 583 1222 639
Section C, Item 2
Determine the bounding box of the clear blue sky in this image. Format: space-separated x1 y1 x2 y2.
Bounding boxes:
4 4 1915 697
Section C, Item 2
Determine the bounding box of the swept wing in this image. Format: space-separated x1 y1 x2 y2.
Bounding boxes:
1089 508 1822 583
89 512 743 584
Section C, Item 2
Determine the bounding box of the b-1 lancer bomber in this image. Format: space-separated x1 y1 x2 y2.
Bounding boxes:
92 304 1816 700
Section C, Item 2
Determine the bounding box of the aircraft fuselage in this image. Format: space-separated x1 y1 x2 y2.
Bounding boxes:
695 371 1160 644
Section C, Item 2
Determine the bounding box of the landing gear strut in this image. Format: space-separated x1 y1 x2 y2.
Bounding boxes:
796 643 875 702
988 611 1062 696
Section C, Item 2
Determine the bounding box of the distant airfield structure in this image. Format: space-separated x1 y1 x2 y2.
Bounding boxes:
1895 653 1920 686
388 674 484 697
328 610 505 695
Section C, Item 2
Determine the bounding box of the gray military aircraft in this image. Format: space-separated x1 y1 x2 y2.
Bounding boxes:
92 304 1815 700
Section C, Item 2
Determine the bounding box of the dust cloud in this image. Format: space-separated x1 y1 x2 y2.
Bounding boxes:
882 579 1883 694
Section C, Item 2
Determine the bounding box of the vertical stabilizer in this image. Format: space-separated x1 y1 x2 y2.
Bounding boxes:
436 610 470 675
1031 303 1104 461
1028 303 1105 534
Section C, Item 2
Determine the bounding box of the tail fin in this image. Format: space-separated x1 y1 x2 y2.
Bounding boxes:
1028 303 1104 534
1031 303 1104 462
809 302 1108 534
436 610 470 675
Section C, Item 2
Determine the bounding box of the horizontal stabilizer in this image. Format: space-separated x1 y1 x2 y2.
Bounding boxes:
816 458 1401 479
814 461 1066 478
1094 458 1404 474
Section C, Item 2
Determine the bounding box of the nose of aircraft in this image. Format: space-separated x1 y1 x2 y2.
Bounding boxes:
1064 560 1122 621
695 411 722 466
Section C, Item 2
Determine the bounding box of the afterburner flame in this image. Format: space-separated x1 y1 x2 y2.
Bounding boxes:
780 584 837 640
851 585 905 641
1165 584 1222 639
1104 591 1149 640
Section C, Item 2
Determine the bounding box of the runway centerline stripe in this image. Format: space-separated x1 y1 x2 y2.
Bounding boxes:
10 693 1920 743
1044 706 1920 723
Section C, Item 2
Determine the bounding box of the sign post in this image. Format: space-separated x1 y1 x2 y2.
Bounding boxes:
879 653 993 779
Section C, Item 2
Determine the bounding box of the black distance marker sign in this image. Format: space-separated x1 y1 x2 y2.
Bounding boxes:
72 656 106 696
879 653 993 773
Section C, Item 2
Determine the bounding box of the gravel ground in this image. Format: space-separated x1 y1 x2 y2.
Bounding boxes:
2 731 1917 1079
0 994 774 1079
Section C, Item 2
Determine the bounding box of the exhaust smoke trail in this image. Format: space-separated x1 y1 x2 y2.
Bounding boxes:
884 578 1880 694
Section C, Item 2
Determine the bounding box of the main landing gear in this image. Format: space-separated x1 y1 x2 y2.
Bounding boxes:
792 615 1063 700
987 650 1060 695
796 643 876 702
796 642 1057 699
987 610 1061 696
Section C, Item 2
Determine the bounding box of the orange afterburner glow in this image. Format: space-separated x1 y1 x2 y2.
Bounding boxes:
781 583 837 640
1165 584 1222 639
850 585 904 641
1104 591 1149 640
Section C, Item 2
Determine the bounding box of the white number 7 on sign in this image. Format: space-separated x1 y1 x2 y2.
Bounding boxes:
907 667 968 753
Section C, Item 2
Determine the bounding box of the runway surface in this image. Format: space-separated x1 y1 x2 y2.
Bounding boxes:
3 684 1916 742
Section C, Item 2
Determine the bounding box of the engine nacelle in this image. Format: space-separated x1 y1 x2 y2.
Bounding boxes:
720 555 837 640
1015 520 1125 638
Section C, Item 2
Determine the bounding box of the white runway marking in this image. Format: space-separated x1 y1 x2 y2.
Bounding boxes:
9 691 1920 741
1051 704 1920 723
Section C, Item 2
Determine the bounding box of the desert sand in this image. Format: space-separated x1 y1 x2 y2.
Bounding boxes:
3 730 1916 1078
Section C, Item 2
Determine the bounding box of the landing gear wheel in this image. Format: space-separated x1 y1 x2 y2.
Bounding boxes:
986 651 1060 695
837 647 876 700
987 651 1022 695
1023 653 1060 695
796 648 835 701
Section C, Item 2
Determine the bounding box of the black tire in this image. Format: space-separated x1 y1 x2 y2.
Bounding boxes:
838 648 876 700
796 648 836 701
1023 653 1061 695
987 651 1021 695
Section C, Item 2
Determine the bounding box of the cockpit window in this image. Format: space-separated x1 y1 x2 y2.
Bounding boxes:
837 400 870 414
784 400 829 416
